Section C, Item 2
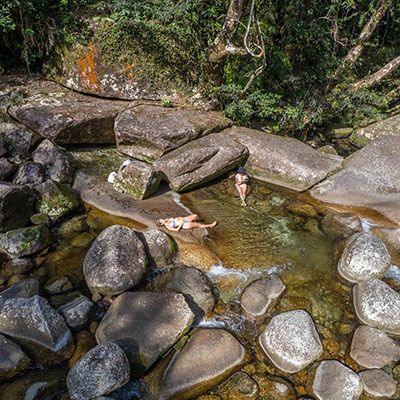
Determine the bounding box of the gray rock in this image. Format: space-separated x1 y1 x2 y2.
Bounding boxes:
313 360 362 400
67 342 130 400
139 228 176 267
240 274 286 317
0 158 16 180
353 279 400 334
0 295 74 363
115 104 232 163
0 225 53 258
113 160 161 199
338 233 391 283
96 291 194 373
259 310 323 373
350 325 400 368
319 212 362 240
154 266 215 315
84 225 147 296
359 369 397 398
372 227 400 265
154 131 249 192
57 294 95 330
0 136 5 157
45 276 73 295
311 136 400 225
0 278 40 304
218 371 259 399
160 328 246 400
0 333 30 379
227 127 342 191
0 183 35 232
13 161 45 186
32 139 74 183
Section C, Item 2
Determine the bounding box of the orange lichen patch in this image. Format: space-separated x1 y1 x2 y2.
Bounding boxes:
76 43 99 90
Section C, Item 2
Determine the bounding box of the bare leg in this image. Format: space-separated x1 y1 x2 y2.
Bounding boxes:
237 184 247 206
182 221 217 230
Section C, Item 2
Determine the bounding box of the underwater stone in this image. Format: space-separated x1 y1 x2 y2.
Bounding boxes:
319 212 362 240
359 369 397 398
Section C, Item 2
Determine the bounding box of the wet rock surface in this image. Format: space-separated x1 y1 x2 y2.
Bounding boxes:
0 333 30 380
259 310 323 373
359 369 397 398
319 212 362 240
258 376 296 400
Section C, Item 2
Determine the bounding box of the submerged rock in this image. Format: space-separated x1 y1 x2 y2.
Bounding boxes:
319 212 362 240
0 333 30 380
353 279 400 334
160 328 246 400
45 276 73 295
67 342 130 400
84 225 147 296
57 294 95 330
96 291 194 374
338 232 391 283
359 369 397 398
259 310 323 373
218 371 259 400
312 360 362 400
13 161 45 186
139 228 176 267
259 376 296 400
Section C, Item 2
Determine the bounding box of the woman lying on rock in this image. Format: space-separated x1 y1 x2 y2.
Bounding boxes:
157 214 217 232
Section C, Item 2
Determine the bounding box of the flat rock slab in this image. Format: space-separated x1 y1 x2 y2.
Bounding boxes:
259 310 323 373
160 328 246 400
96 291 194 374
359 369 397 398
115 104 232 163
0 333 30 380
227 127 342 191
313 360 362 400
350 325 400 368
9 90 127 144
311 136 400 225
353 279 400 334
155 131 248 192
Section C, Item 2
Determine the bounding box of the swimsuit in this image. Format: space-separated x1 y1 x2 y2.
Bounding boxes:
168 218 190 229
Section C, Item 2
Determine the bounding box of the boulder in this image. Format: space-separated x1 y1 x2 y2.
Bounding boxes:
32 139 74 183
115 104 232 163
83 225 147 296
8 91 126 144
319 212 362 240
0 225 53 258
0 333 30 380
259 310 323 373
113 160 161 199
13 161 45 186
154 266 215 315
57 295 95 330
154 132 248 192
312 360 363 400
160 328 246 400
96 291 194 373
240 275 286 317
0 295 74 363
0 158 16 180
353 279 400 334
338 232 391 283
311 136 400 225
350 325 400 368
67 342 130 400
359 369 397 398
0 278 40 304
0 183 35 232
372 227 400 265
227 127 342 191
139 228 176 267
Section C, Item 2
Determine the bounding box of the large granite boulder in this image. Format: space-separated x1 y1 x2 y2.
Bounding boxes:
359 369 397 398
154 132 248 192
8 91 126 144
0 225 53 258
96 291 194 374
139 228 176 267
240 275 286 317
13 162 45 186
259 310 323 373
338 232 391 283
115 104 232 163
319 212 362 240
350 325 400 368
0 295 74 363
83 225 147 296
353 279 400 334
0 333 30 380
67 342 130 400
0 183 35 232
311 136 400 225
113 160 161 199
227 127 342 191
312 360 363 400
160 328 246 400
32 139 74 183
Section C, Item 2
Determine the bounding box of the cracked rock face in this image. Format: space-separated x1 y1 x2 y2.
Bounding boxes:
359 369 397 398
67 342 130 400
259 310 323 373
353 279 400 334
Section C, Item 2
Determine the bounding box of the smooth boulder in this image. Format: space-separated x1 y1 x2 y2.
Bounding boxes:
319 212 362 240
359 369 397 398
0 333 30 379
83 225 147 296
259 310 323 373
139 228 176 267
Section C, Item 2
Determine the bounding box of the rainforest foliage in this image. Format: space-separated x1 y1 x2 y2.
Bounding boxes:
1 0 399 137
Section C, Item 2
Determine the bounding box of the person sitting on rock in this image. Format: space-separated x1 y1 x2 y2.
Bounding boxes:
157 214 217 232
234 167 250 206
